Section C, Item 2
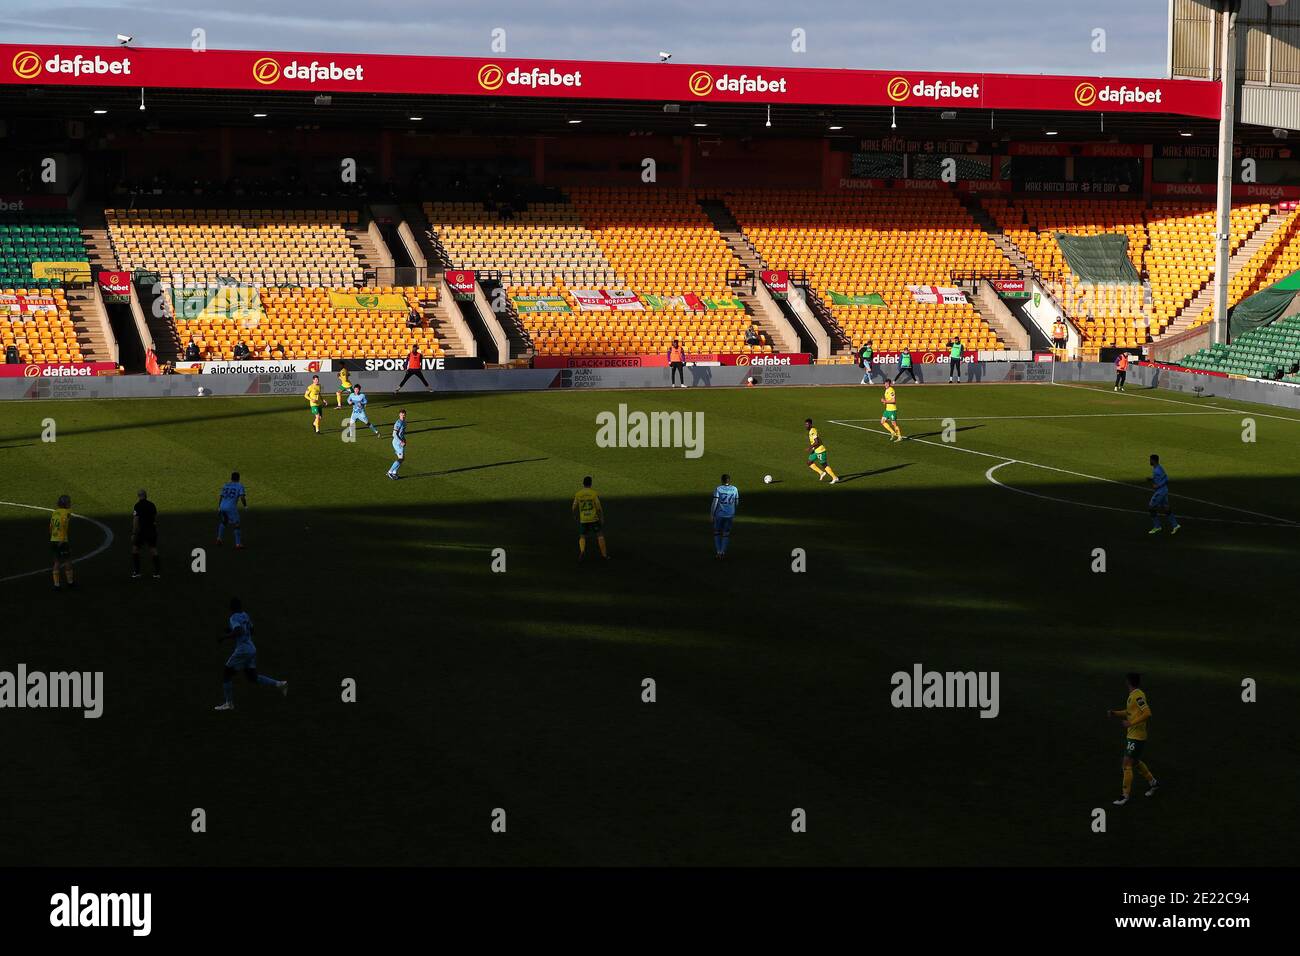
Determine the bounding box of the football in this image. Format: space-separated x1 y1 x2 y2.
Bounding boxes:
763 474 773 484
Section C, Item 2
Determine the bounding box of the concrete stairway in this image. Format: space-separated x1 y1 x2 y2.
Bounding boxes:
64 286 115 363
969 282 1030 350
68 206 118 363
422 284 473 357
350 226 387 277
699 198 767 272
1162 208 1293 338
697 198 798 352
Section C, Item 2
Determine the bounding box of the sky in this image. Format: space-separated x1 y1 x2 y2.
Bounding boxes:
0 0 1173 77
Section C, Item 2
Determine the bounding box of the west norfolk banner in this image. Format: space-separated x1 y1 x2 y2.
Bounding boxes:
0 44 1222 118
571 289 645 311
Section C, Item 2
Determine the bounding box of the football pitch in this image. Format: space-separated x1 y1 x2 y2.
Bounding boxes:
2 380 1298 866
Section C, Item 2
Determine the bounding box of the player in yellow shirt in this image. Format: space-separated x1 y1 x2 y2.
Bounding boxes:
49 493 75 590
804 418 840 483
1109 672 1159 805
571 476 608 560
334 367 353 408
304 375 325 434
880 378 903 441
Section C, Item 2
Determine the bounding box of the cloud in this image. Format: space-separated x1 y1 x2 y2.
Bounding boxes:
0 0 1168 76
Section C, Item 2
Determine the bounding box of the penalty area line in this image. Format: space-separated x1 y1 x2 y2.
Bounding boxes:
827 420 1299 528
1049 381 1300 425
0 501 115 582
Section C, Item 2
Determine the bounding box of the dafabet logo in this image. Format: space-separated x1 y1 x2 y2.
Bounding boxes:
476 63 582 90
689 70 786 97
887 75 980 102
478 63 504 91
12 50 41 79
12 50 131 79
253 56 364 85
252 57 280 85
1074 82 1098 107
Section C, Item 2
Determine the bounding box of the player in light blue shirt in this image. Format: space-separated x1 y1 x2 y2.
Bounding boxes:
387 409 408 480
215 597 287 711
347 383 380 437
215 470 247 549
710 474 739 558
1147 453 1181 535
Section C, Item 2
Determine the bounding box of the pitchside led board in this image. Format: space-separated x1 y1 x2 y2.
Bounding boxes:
0 43 1221 118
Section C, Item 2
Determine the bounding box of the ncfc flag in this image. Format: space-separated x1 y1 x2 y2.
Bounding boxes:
828 291 887 306
172 284 265 324
329 292 409 310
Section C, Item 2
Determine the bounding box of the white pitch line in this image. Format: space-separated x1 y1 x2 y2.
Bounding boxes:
828 420 1300 527
833 411 1239 422
0 501 115 582
1050 381 1300 425
984 461 1287 526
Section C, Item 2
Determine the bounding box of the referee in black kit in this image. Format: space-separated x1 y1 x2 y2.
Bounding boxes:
132 489 161 579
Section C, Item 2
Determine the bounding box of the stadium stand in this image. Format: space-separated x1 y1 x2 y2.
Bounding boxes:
424 200 617 288
1196 206 1300 330
102 207 453 362
1180 314 1300 380
106 208 366 287
0 287 84 364
174 285 442 362
981 197 1272 347
424 189 759 356
724 188 1009 353
0 212 89 288
1 212 96 364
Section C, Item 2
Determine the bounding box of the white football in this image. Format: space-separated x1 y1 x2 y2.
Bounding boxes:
763 474 773 484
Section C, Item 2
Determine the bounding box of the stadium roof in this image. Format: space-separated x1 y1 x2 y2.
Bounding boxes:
1 43 1220 117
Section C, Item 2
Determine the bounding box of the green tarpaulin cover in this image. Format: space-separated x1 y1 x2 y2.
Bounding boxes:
1228 267 1300 340
1054 233 1140 285
828 291 887 306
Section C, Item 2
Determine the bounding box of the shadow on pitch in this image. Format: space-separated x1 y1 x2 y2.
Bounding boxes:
404 423 474 436
836 463 913 483
906 424 985 441
402 457 548 478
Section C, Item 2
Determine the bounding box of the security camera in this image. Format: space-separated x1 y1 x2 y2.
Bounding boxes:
116 34 133 45
658 51 672 62
1274 127 1289 139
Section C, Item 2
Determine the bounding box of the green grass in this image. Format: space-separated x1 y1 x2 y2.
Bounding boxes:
2 381 1298 866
